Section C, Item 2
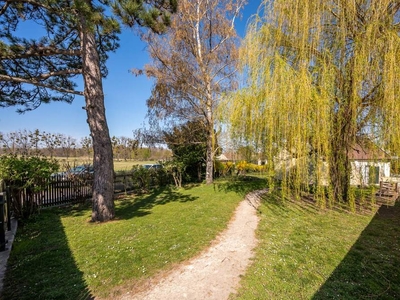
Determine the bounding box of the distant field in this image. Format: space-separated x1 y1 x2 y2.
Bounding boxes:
114 160 156 171
54 157 158 171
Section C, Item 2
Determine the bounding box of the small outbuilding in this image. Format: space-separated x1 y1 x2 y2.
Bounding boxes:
349 143 391 186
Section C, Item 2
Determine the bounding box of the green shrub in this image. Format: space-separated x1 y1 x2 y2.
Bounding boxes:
0 154 59 219
131 164 170 191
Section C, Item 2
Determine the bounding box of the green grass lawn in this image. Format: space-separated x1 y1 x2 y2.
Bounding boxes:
2 179 399 300
1 177 266 300
231 191 400 299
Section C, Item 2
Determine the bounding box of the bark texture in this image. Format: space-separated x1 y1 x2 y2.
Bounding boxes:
79 16 115 222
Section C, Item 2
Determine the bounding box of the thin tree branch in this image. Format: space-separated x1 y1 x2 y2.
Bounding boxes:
214 68 237 86
0 74 84 95
0 1 10 16
35 69 82 79
0 47 81 60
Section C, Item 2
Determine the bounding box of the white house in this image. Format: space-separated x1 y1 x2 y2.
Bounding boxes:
271 143 392 187
349 143 391 186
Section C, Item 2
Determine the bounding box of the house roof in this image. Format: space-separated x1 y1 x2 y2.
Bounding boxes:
348 143 390 160
216 154 229 161
217 152 236 161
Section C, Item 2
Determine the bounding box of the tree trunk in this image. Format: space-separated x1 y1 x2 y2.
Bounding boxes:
79 14 115 222
329 106 354 203
205 128 214 184
329 139 351 203
329 55 358 204
205 94 214 184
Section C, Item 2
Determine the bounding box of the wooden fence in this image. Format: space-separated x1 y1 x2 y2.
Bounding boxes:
2 170 167 211
35 173 142 207
35 174 93 207
0 190 11 251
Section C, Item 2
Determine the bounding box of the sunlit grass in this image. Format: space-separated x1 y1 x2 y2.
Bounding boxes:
4 178 398 300
1 177 267 299
231 191 400 299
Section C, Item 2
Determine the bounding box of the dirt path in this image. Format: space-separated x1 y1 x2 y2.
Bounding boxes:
119 189 268 300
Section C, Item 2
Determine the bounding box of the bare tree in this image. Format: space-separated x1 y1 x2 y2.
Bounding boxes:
145 0 245 184
0 130 34 155
41 132 63 157
59 134 77 159
80 136 93 159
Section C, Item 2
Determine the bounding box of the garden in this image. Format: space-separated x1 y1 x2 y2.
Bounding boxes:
1 0 400 298
1 170 399 299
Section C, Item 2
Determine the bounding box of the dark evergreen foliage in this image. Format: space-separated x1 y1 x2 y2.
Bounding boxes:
0 0 177 112
164 120 208 182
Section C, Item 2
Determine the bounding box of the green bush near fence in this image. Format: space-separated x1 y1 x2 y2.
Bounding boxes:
0 154 59 219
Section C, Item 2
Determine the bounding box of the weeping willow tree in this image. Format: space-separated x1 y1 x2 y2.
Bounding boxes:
227 0 400 206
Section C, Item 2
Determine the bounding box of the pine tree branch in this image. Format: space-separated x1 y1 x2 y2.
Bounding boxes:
0 73 83 96
0 1 10 16
35 69 82 79
6 0 52 11
0 47 81 60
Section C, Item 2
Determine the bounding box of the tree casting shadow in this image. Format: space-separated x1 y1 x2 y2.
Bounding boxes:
1 213 93 300
115 186 199 220
215 176 268 197
312 201 400 299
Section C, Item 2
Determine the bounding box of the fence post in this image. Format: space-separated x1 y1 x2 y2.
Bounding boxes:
6 186 11 231
0 193 6 251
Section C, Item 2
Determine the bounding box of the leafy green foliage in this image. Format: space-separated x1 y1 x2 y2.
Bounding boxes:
162 160 185 187
0 154 59 219
227 0 400 206
0 154 59 189
112 0 177 34
164 120 208 182
130 164 169 190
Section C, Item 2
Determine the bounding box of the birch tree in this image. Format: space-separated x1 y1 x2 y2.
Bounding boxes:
145 0 245 184
228 0 400 207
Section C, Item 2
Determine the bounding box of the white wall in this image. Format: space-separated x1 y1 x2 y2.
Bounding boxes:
351 161 391 186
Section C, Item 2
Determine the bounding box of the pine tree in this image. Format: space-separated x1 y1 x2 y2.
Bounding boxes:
0 0 177 221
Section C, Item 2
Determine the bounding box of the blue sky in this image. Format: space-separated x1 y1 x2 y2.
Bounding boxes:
0 1 261 142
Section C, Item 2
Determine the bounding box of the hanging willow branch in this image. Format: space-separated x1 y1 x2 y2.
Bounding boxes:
226 0 400 208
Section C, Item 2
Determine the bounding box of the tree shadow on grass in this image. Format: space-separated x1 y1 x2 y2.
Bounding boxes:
1 212 92 300
54 202 92 218
312 201 400 299
115 186 199 220
214 175 268 197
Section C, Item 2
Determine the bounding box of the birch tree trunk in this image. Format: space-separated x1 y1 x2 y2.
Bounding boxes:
205 126 214 184
205 90 214 184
